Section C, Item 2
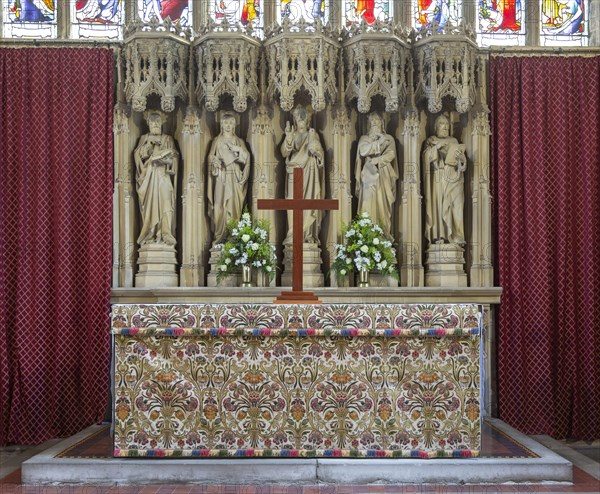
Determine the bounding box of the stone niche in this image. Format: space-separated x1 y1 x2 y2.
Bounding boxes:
112 19 494 290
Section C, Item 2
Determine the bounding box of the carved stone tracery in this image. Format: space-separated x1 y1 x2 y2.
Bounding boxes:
193 19 261 113
343 20 411 113
265 18 339 112
412 23 479 114
112 17 495 290
123 18 190 113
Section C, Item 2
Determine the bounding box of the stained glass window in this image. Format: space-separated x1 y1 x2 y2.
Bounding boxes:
478 0 526 45
138 0 190 27
71 0 123 39
210 0 264 31
278 0 328 23
3 0 57 38
413 0 461 29
343 0 391 26
541 0 588 46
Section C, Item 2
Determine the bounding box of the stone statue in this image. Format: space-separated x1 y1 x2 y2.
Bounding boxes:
207 113 251 244
422 114 467 245
281 105 325 243
355 112 399 239
135 110 179 246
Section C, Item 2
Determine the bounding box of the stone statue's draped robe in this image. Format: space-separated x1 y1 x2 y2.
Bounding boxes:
135 133 178 245
207 135 250 243
281 128 325 243
355 132 398 239
422 135 465 244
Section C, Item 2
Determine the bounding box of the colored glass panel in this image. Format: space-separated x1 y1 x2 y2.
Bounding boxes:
541 0 588 45
477 0 524 46
279 0 328 23
477 0 526 46
343 0 391 26
72 0 123 39
138 0 190 27
414 0 461 29
3 0 57 38
210 0 264 31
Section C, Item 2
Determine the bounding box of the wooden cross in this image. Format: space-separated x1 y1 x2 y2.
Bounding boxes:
257 167 338 303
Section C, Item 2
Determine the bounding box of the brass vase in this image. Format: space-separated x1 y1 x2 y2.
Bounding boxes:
241 265 253 287
358 268 370 288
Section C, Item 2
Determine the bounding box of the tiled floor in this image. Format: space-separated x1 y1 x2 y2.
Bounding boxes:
1 425 598 494
0 474 599 494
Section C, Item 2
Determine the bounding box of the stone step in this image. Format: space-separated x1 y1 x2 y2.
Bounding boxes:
22 419 572 486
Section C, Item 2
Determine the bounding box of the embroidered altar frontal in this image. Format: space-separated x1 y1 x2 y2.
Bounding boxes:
112 304 482 458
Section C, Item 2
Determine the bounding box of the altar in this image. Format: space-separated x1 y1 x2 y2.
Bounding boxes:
112 302 483 458
109 12 499 465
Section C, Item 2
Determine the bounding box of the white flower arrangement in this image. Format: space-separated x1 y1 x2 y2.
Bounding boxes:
215 210 276 283
332 212 398 278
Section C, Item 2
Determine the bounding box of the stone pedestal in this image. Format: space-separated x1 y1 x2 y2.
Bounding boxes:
207 246 240 287
281 243 324 288
425 243 467 287
135 244 178 287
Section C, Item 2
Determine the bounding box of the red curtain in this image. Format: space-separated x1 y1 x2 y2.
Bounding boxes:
491 56 600 440
0 48 114 445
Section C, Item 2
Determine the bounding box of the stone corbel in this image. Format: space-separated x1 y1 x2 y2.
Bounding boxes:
123 17 190 113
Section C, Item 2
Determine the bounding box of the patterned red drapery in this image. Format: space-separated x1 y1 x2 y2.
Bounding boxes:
0 48 114 445
491 56 599 440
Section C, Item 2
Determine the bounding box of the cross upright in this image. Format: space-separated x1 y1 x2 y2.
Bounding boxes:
257 167 338 303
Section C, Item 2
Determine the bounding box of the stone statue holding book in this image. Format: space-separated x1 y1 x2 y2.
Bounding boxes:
135 110 179 246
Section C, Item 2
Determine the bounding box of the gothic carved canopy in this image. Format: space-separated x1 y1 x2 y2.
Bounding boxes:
123 17 190 113
264 18 339 112
412 23 479 114
193 19 261 113
342 20 411 113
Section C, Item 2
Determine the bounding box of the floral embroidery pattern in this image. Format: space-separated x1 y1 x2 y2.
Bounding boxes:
113 304 481 458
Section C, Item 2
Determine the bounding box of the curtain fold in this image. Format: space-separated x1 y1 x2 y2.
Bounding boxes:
491 56 599 440
0 48 114 445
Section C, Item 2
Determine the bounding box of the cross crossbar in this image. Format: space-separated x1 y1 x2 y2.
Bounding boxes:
257 167 338 302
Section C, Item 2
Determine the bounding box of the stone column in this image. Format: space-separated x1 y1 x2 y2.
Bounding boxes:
192 0 206 28
462 0 477 30
469 108 494 287
398 110 424 286
325 106 354 287
250 104 279 287
180 106 210 286
112 103 139 287
263 0 278 28
394 0 412 26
